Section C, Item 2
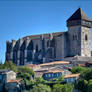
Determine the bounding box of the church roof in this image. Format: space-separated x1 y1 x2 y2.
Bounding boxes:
22 31 65 40
67 8 91 22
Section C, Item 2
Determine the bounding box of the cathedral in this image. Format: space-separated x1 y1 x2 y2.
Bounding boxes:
5 8 92 65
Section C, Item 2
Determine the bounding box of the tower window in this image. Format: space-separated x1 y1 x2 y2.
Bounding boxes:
73 35 75 40
73 35 77 40
85 35 88 41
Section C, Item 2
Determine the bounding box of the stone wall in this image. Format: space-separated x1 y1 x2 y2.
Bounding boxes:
55 36 62 60
81 26 91 57
5 25 92 65
6 71 16 82
68 26 81 56
68 26 91 57
6 32 65 65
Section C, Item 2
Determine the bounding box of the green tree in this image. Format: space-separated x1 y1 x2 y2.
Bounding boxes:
35 77 46 84
57 76 64 83
17 66 35 78
75 79 88 92
52 84 64 92
62 84 74 92
0 61 18 72
17 66 35 89
71 65 86 74
87 79 92 92
81 68 92 81
30 84 51 92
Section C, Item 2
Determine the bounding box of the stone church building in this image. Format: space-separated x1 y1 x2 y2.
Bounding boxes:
5 8 92 65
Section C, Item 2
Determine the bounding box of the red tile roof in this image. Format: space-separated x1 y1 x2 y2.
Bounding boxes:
64 74 80 78
79 64 86 67
45 69 64 74
7 79 21 83
86 62 92 65
40 61 70 66
27 64 40 69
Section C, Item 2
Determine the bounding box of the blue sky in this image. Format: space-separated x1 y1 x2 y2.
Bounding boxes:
0 0 92 63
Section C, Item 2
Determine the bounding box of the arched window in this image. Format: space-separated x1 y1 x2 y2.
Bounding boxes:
73 35 75 40
50 38 55 47
36 44 38 52
30 40 34 50
75 35 77 40
47 40 50 47
27 50 32 62
85 34 88 41
27 40 34 51
73 35 77 40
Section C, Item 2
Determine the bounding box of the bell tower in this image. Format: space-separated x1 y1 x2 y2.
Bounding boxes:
67 8 92 57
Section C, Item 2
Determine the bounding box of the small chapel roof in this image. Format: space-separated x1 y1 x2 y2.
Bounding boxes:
67 8 92 22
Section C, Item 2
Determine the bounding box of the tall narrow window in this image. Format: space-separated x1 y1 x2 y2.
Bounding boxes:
75 35 77 40
36 44 38 52
73 35 77 40
47 40 49 47
85 34 88 41
73 35 75 40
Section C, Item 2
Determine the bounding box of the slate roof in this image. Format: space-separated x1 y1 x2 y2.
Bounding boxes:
67 8 92 22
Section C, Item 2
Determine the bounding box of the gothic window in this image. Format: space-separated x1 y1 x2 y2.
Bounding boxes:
27 40 34 51
47 40 50 47
73 35 75 40
50 38 55 47
47 48 52 58
27 50 32 62
85 34 88 41
75 35 77 40
30 40 34 50
73 35 77 40
36 44 38 52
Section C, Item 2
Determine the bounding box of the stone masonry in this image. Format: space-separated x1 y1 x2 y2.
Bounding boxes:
5 8 92 65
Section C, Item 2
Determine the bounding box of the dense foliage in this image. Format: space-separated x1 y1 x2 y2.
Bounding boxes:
72 66 92 92
81 67 92 81
17 66 35 89
0 61 18 72
0 61 92 92
71 65 86 74
30 84 51 92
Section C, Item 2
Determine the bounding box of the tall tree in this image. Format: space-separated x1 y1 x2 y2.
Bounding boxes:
0 61 18 72
87 79 92 92
52 84 64 92
30 84 51 92
71 65 86 74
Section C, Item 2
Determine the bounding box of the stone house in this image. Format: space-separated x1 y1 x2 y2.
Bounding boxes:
0 69 16 92
5 79 24 92
64 74 80 83
0 69 24 92
32 61 71 78
42 69 64 80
